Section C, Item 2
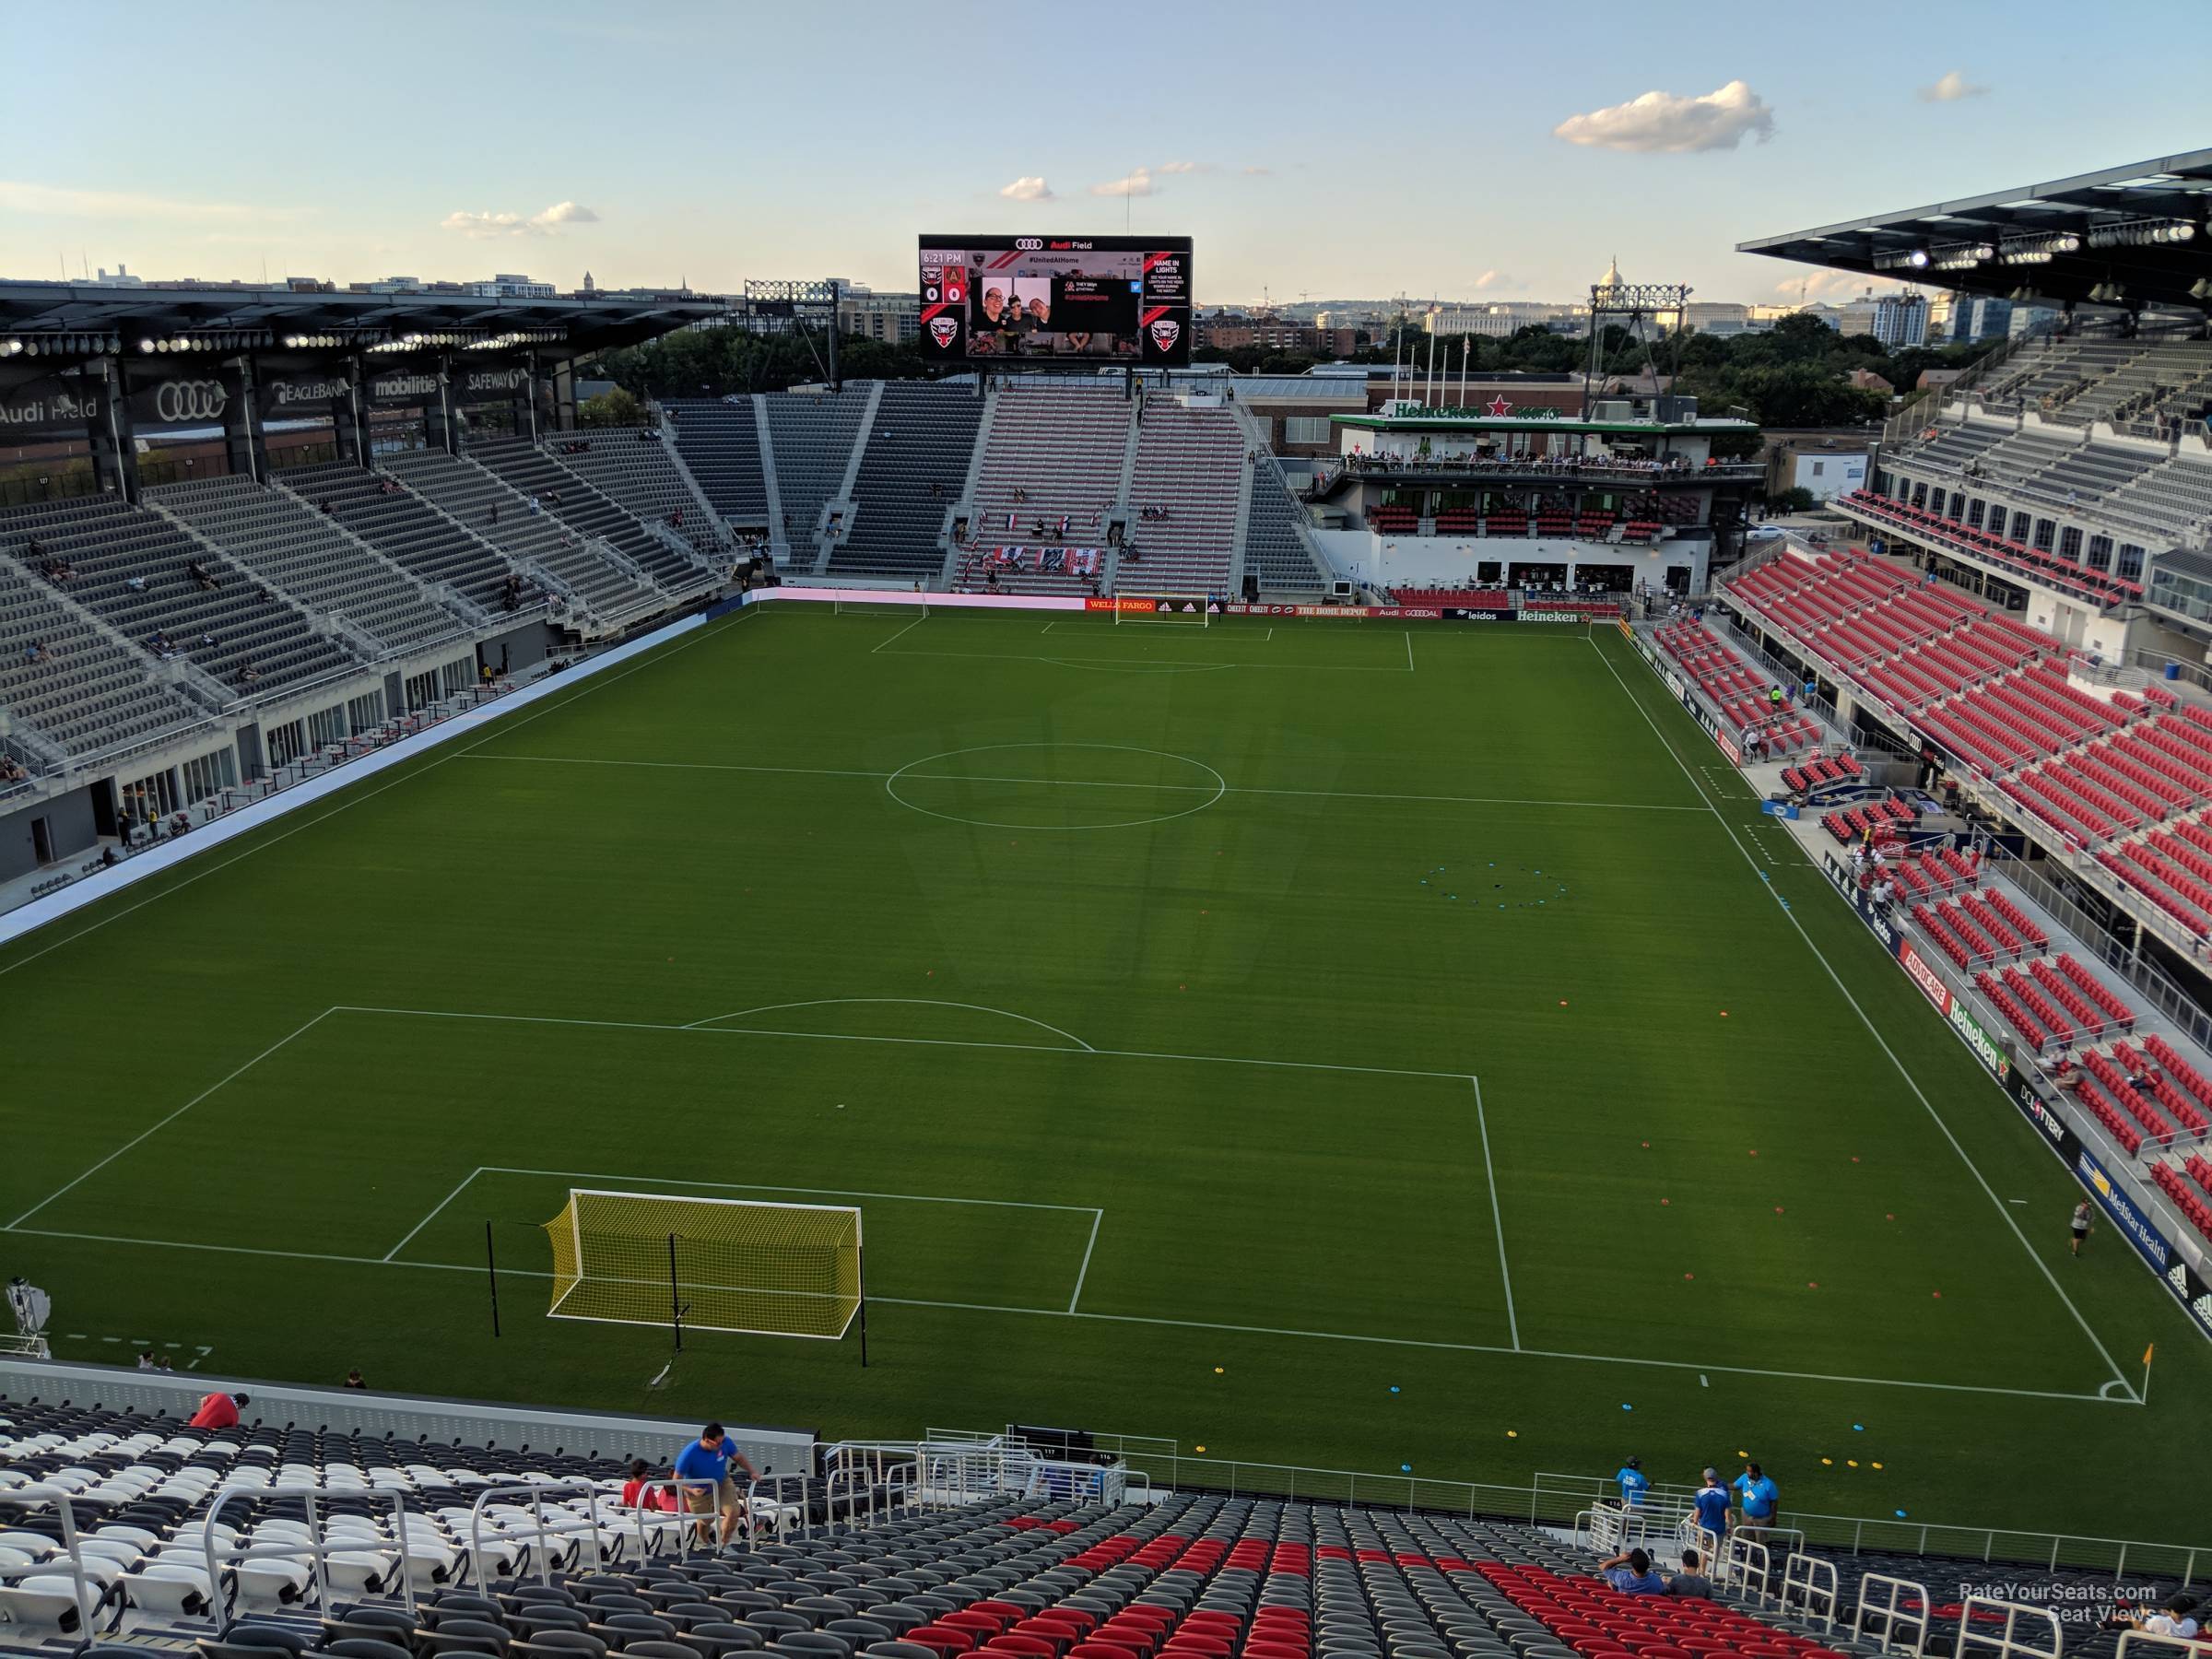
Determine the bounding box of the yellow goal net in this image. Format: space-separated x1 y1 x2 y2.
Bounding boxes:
541 1189 863 1339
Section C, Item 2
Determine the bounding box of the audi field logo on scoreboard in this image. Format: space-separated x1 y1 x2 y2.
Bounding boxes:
1148 319 1181 352
929 317 959 349
155 379 228 421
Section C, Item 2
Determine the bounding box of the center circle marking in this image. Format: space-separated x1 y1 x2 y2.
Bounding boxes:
884 743 1227 830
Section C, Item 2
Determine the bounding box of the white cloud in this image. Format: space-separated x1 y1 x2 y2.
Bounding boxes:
441 200 602 238
1553 79 1776 153
1157 160 1206 175
998 175 1053 202
0 179 279 222
1241 165 1272 176
1474 270 1509 290
1090 168 1156 198
1919 69 1988 102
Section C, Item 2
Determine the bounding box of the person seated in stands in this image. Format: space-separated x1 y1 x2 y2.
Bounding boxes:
1594 1547 1667 1594
188 1390 249 1430
621 1457 678 1512
2128 1594 2200 1641
343 1368 367 1390
240 664 261 686
24 641 46 664
124 572 147 592
1665 1547 1712 1598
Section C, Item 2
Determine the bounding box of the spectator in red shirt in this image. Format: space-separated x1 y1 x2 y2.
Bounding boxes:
188 1391 249 1430
620 1457 677 1512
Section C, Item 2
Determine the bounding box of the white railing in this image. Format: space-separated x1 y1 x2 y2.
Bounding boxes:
1853 1571 1932 1656
1956 1594 2064 1658
0 1492 104 1640
202 1482 417 1626
465 1478 609 1594
1723 1533 1775 1606
1780 1550 1841 1633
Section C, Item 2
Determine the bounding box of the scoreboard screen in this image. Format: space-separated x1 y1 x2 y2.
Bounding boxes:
919 235 1193 366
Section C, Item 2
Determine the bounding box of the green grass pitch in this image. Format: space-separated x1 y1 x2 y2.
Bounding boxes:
2 605 2203 1541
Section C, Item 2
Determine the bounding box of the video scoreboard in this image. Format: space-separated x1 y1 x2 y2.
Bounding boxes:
919 234 1193 366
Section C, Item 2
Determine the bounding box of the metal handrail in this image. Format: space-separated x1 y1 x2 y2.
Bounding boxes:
1853 1571 1932 1657
0 1491 105 1640
1780 1550 1841 1633
200 1481 416 1628
1957 1594 2063 1658
466 1478 606 1594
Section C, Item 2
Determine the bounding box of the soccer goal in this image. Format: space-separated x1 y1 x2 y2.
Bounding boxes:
833 596 925 618
1118 595 1211 627
541 1189 865 1356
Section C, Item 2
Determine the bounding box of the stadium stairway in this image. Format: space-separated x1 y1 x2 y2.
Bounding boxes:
462 438 717 599
662 400 771 538
828 383 985 584
0 496 359 700
762 392 872 573
543 428 730 565
0 562 207 766
962 386 1132 597
273 462 524 618
1124 407 1243 597
146 476 473 658
378 452 666 633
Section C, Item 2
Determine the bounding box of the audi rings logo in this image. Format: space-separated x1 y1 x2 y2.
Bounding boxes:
155 380 229 422
1014 238 1042 251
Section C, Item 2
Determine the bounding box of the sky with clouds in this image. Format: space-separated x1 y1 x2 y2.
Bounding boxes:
6 0 2209 308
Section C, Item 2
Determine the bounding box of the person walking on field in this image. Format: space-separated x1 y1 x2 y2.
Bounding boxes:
2070 1199 2093 1256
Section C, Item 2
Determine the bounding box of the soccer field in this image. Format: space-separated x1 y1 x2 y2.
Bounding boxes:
3 605 2203 1538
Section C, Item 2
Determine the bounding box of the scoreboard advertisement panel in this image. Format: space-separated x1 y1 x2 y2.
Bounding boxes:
919 235 1192 366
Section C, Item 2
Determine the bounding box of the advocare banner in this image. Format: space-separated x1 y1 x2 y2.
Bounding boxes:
0 371 109 437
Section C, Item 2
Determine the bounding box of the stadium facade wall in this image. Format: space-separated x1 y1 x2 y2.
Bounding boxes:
0 609 713 954
0 1358 814 1475
1309 529 1702 593
0 779 99 884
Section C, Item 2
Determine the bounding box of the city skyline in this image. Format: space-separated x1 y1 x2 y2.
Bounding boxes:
6 0 2210 307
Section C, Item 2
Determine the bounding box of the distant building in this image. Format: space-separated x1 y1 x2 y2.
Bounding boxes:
89 264 146 288
1196 314 1352 356
837 290 922 344
1916 368 1968 394
1847 368 1895 394
1424 300 1581 338
1765 432 1872 503
1680 301 1756 335
1837 292 1928 347
465 274 555 299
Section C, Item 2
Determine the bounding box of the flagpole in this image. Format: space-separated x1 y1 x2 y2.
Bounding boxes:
2142 1344 2153 1406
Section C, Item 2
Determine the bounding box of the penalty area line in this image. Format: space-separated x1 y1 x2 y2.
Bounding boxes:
0 1223 2132 1406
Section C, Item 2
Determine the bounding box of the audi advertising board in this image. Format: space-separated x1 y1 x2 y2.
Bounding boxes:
920 235 1192 365
129 369 242 429
0 371 108 437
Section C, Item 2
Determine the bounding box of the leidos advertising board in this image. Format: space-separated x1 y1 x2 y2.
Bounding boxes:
920 235 1192 366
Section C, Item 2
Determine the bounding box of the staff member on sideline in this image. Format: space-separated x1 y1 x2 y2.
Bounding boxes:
2070 1199 2093 1257
1615 1456 1649 1509
674 1421 758 1547
1734 1461 1780 1539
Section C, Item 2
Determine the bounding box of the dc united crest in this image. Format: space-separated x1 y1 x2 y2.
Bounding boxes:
1148 319 1181 352
929 317 959 349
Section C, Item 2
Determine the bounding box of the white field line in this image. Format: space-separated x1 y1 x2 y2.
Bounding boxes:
4 1008 336 1230
456 751 1712 814
331 1003 1486 1083
1405 629 1415 673
683 997 1096 1051
0 607 759 981
871 614 929 653
0 1221 2129 1406
1069 1209 1104 1314
1587 631 2137 1393
876 646 1390 673
381 1166 485 1262
1472 1076 1520 1352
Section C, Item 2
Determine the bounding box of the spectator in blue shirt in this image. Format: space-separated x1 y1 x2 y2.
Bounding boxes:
1734 1461 1780 1538
672 1420 758 1546
1689 1467 1731 1542
1615 1456 1649 1508
1595 1547 1666 1595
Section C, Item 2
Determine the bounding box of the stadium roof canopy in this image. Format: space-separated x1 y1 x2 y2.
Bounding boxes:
0 280 723 362
1738 148 2212 315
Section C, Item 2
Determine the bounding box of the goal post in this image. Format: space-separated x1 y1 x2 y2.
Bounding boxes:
541 1189 865 1349
1117 594 1212 627
833 596 925 618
